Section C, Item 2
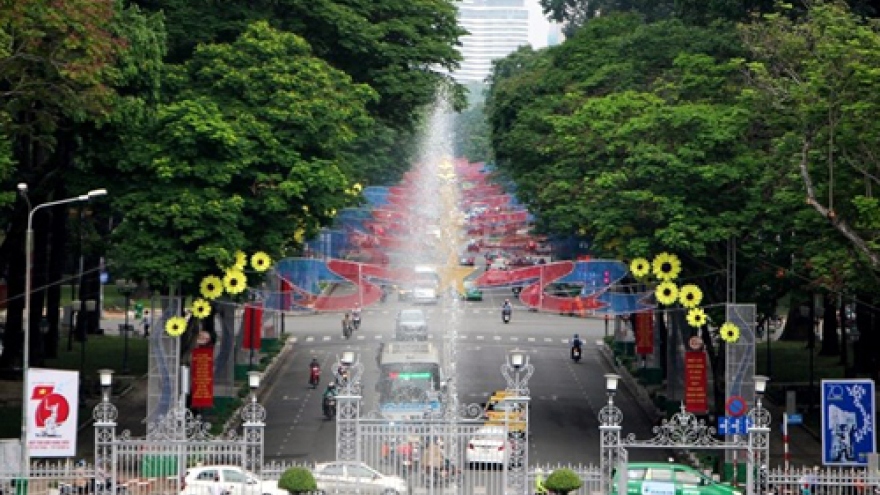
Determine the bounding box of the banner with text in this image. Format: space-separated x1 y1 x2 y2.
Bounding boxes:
26 368 79 457
191 346 215 409
242 303 263 350
635 311 654 355
684 351 708 413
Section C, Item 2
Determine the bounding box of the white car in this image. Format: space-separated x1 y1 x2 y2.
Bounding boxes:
466 426 514 468
181 465 287 495
313 461 407 495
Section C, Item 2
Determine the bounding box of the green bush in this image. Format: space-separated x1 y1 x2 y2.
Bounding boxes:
545 468 583 495
278 466 317 494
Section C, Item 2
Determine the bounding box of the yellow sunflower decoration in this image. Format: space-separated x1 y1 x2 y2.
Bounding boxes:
352 183 363 192
192 298 212 319
686 308 708 328
200 275 224 300
165 316 188 337
251 251 273 272
652 252 682 281
232 250 247 271
224 269 248 295
630 258 651 278
679 284 703 309
294 229 305 244
720 322 741 343
655 281 679 306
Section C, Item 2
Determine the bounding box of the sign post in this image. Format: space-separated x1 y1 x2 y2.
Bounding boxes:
821 379 876 465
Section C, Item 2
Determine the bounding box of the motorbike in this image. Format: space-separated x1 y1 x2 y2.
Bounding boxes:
425 460 460 487
352 313 361 330
571 345 582 363
323 396 337 420
309 365 321 389
342 321 352 339
502 307 512 324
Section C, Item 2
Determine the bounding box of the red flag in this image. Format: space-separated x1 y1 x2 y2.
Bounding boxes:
242 304 263 350
31 385 54 400
635 312 654 355
280 278 293 311
190 347 214 408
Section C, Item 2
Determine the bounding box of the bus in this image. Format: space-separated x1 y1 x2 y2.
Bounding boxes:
376 341 444 420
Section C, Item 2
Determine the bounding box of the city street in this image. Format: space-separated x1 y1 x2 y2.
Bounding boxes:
261 290 668 465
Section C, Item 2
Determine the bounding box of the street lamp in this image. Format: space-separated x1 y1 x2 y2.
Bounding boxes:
247 371 262 402
18 183 107 479
98 369 114 403
114 279 137 374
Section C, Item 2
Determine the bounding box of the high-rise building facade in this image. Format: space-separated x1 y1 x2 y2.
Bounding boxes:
451 0 531 83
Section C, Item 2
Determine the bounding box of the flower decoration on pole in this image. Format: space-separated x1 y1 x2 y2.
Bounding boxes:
251 251 273 272
686 308 708 328
679 284 703 309
630 258 650 279
719 322 741 343
200 275 224 300
655 281 679 306
165 316 188 337
232 250 247 271
652 252 681 281
224 269 248 295
192 298 212 319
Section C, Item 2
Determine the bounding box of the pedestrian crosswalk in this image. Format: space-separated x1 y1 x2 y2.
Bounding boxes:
292 334 572 344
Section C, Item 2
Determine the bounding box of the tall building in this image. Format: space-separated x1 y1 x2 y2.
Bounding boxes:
451 0 531 83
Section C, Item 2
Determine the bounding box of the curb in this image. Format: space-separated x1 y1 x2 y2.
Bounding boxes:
221 337 295 433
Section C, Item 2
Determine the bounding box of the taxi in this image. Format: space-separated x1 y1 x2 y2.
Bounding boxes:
612 463 742 495
482 390 526 434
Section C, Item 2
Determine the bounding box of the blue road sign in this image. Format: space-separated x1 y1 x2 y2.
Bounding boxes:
718 416 752 436
100 272 109 284
787 413 803 425
822 379 876 466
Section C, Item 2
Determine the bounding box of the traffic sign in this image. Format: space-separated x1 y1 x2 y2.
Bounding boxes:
718 416 753 436
725 395 748 417
786 413 803 425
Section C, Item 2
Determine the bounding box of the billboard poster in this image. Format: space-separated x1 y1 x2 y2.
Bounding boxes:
191 346 215 409
822 379 876 466
635 311 654 355
684 351 708 413
26 368 79 457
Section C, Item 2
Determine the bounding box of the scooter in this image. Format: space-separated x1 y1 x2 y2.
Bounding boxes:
343 322 352 339
309 365 321 389
323 396 337 420
502 308 512 324
571 345 582 363
352 313 361 330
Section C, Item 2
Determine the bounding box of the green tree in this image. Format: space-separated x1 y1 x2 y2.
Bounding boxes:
109 21 376 289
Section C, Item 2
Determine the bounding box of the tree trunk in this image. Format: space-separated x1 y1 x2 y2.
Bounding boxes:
819 295 840 356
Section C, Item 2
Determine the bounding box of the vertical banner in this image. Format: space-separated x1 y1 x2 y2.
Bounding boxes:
280 278 293 311
190 346 215 409
242 303 263 350
684 351 708 413
635 311 654 355
822 379 876 465
26 368 79 457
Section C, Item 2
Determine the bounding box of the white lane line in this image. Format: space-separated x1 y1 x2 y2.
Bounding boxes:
544 338 552 343
493 336 501 341
305 337 314 342
322 336 331 341
476 336 485 340
527 337 535 342
510 337 519 342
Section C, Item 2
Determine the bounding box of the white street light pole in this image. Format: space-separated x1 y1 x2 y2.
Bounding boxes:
18 184 107 479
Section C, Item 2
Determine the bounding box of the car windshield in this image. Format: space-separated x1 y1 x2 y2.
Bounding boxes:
399 311 425 322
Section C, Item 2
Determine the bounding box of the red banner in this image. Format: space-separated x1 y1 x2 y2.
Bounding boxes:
684 351 708 413
242 304 263 350
190 346 214 408
634 312 654 355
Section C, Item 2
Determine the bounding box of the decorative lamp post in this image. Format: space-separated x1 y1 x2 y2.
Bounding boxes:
334 351 364 462
501 349 532 494
600 373 625 494
114 279 137 374
247 371 262 401
17 183 107 480
747 375 772 495
93 368 118 495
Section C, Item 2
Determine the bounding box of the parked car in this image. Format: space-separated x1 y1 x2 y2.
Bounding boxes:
313 461 407 495
461 281 483 301
611 463 743 495
181 465 287 495
395 308 428 341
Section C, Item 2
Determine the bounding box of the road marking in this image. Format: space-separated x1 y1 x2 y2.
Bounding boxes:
375 335 382 339
510 337 519 341
476 336 484 340
527 337 535 342
305 337 314 342
322 336 331 341
544 338 552 343
493 336 501 341
291 337 298 343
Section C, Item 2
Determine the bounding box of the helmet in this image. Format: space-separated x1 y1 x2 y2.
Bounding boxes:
574 334 579 339
329 382 336 389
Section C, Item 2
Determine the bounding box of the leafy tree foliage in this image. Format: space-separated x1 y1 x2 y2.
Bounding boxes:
109 22 376 289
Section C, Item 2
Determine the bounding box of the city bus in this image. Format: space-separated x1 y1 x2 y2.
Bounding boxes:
376 341 444 420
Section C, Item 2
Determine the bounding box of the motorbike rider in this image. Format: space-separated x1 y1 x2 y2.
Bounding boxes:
341 312 352 336
535 468 549 495
571 333 583 359
502 299 512 313
309 358 321 385
323 382 338 416
352 304 362 328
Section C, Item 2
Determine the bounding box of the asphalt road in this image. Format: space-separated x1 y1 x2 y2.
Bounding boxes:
261 291 669 466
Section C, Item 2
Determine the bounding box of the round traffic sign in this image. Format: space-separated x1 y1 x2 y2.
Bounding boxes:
688 336 703 351
725 395 747 417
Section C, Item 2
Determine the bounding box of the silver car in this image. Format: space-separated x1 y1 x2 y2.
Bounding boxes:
395 309 428 341
313 461 407 495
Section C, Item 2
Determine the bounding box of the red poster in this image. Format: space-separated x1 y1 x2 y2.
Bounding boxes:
635 311 654 355
242 304 263 350
684 351 708 413
190 347 214 409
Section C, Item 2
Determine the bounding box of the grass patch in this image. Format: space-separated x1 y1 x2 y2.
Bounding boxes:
754 340 850 382
44 334 150 379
